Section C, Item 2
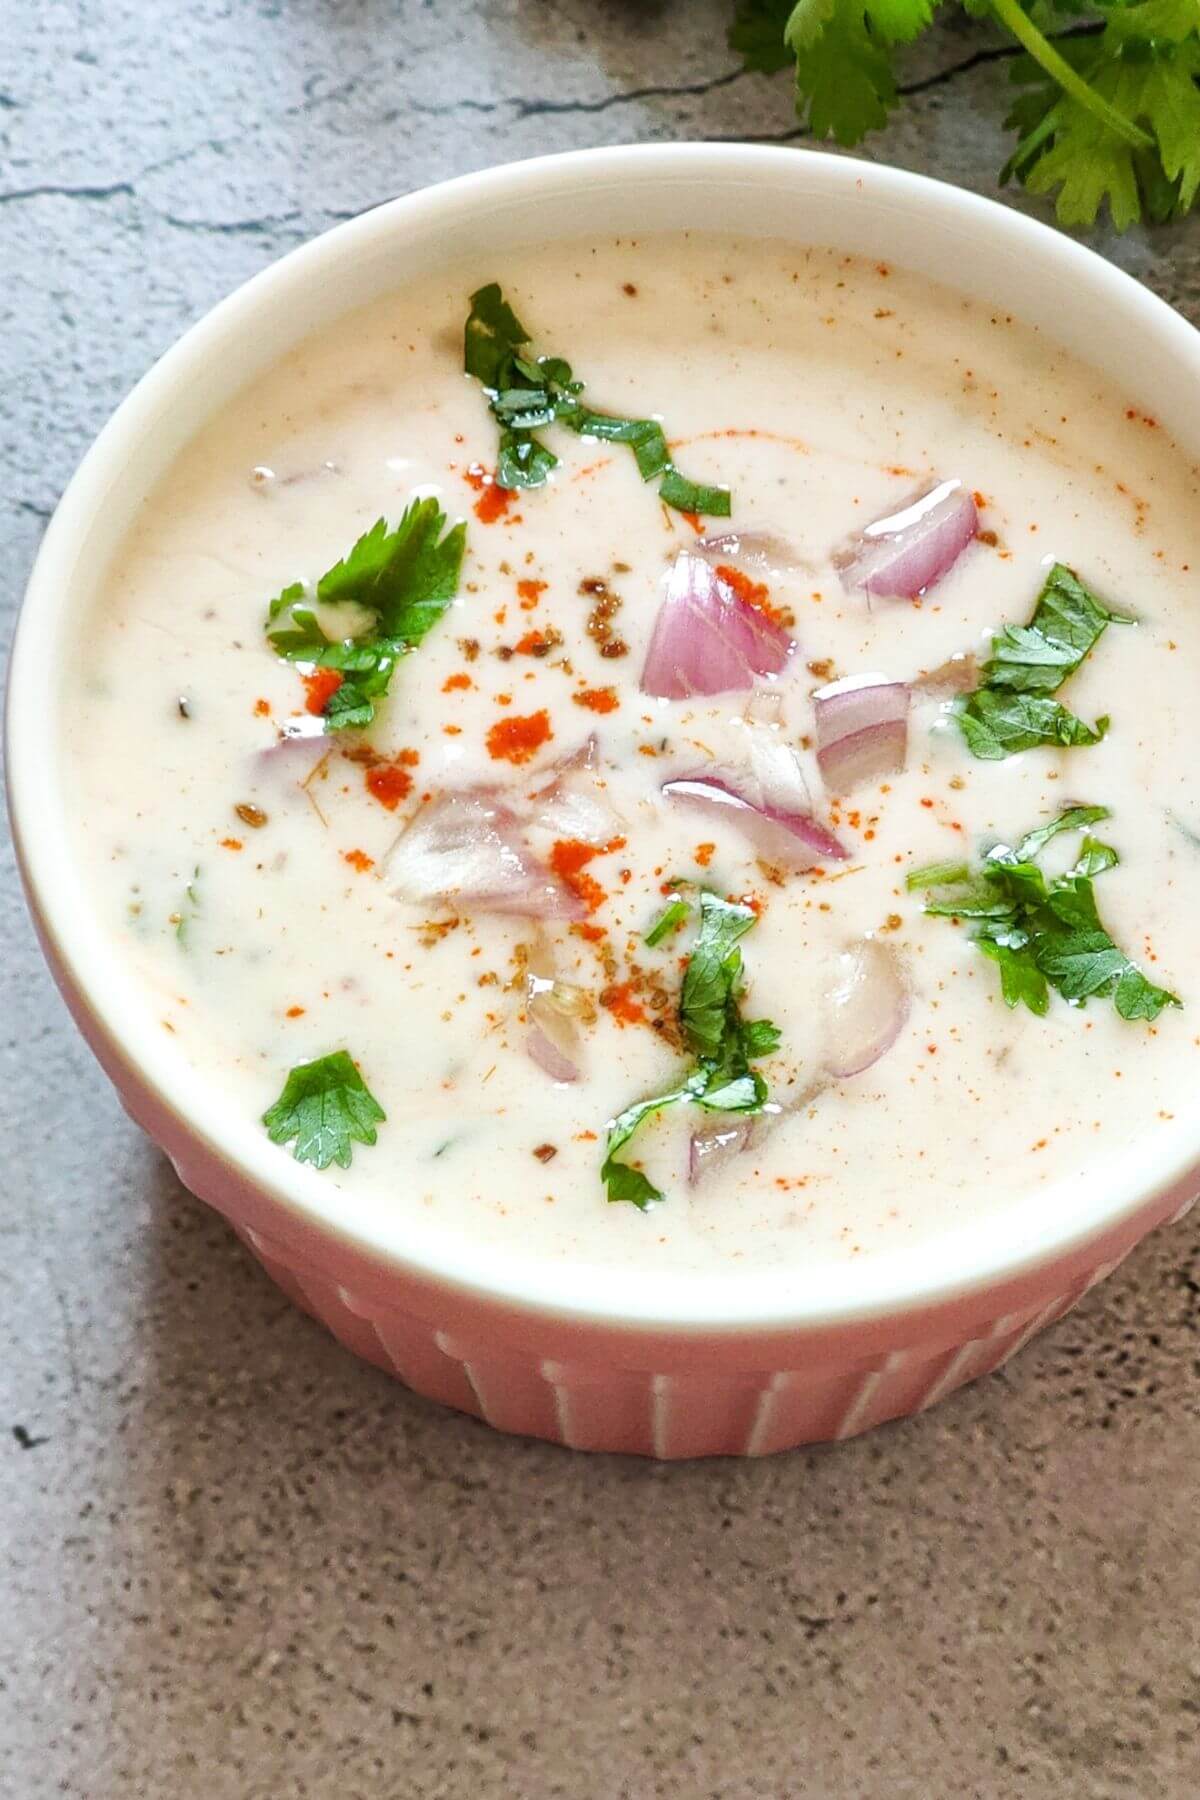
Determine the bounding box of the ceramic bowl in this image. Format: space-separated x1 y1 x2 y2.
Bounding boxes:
9 145 1200 1456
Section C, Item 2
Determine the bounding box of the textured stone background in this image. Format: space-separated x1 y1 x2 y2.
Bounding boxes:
3 4 1199 1795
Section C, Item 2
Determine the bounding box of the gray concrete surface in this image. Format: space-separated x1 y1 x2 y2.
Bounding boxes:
3 3 1200 1795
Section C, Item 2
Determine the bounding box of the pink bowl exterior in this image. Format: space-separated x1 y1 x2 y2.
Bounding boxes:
23 902 1197 1457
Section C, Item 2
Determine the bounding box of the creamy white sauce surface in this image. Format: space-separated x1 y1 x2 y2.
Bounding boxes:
63 236 1200 1274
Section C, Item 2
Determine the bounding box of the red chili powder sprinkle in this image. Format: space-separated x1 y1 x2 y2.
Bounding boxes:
442 672 472 692
486 709 553 765
694 842 716 868
517 578 547 610
396 748 420 766
443 724 462 736
303 667 344 715
575 922 607 942
515 631 552 655
573 687 620 714
602 982 646 1026
285 1006 306 1018
253 697 271 717
343 849 375 873
715 563 785 627
550 839 607 913
365 764 414 810
476 483 513 524
220 837 243 851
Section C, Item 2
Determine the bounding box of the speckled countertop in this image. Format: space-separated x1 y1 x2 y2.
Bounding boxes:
2 4 1200 1795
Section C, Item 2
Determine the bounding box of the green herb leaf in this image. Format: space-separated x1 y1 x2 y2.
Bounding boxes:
1014 803 1111 860
263 1051 386 1170
731 0 1200 232
957 692 1110 760
980 564 1130 693
955 564 1128 760
658 469 733 517
264 498 466 731
604 894 780 1205
917 804 1180 1022
906 858 971 891
1003 0 1200 229
464 284 732 515
645 897 692 946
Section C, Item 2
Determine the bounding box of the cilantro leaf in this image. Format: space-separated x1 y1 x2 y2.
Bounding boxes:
603 894 780 1206
784 0 904 144
1014 803 1111 860
915 805 1180 1022
1003 0 1200 229
957 692 1110 760
679 892 760 1059
730 0 1200 232
463 284 732 516
264 498 466 731
981 565 1131 692
729 0 797 71
263 1051 386 1170
955 564 1129 760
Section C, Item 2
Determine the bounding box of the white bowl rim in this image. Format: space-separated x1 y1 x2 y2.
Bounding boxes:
9 141 1200 1334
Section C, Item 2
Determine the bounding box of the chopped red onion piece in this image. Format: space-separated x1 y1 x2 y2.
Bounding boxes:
532 782 615 847
824 939 909 1079
641 552 794 699
384 790 585 919
836 479 978 600
814 674 910 793
525 938 590 1083
527 1024 580 1084
662 769 848 866
914 652 979 695
698 529 814 579
688 1116 757 1186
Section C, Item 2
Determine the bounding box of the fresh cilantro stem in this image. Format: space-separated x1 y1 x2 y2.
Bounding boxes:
988 0 1154 154
644 897 692 947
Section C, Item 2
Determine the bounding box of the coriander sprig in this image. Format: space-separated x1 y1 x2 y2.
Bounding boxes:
729 0 1200 231
604 893 780 1207
909 804 1180 1020
464 284 732 517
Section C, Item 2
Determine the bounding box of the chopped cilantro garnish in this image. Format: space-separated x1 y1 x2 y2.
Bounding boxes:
603 893 780 1208
264 498 466 731
263 1051 386 1170
644 897 692 947
955 564 1131 760
911 805 1180 1022
464 283 731 517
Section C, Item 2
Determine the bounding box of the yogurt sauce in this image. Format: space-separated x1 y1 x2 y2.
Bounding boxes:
63 234 1200 1274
